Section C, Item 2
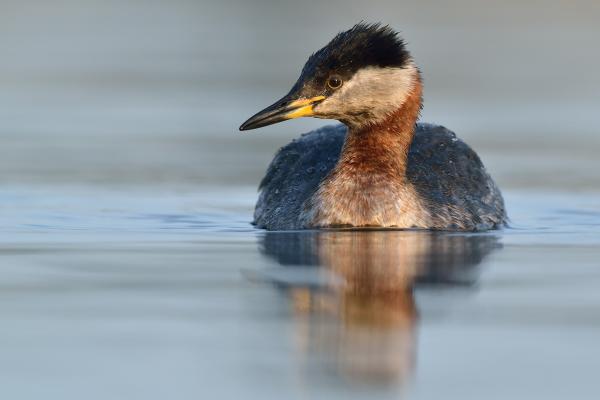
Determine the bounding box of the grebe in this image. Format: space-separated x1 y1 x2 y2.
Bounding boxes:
240 23 506 231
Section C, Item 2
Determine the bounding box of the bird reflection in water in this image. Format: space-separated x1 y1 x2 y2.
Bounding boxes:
255 230 501 387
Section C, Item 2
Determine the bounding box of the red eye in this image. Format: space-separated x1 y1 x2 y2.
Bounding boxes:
327 75 343 89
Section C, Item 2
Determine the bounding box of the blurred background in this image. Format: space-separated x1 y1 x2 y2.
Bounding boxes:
1 0 599 190
2 1 600 400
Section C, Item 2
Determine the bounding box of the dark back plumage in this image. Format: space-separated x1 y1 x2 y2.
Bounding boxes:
254 124 506 231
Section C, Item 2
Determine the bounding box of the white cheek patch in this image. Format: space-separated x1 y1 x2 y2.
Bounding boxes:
316 64 418 125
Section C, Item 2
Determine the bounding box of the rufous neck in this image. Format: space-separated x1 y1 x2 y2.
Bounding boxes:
337 82 423 177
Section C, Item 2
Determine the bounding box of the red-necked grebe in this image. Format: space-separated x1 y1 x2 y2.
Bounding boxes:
240 23 506 231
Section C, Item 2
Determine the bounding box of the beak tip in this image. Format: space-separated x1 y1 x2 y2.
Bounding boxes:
239 121 253 131
238 95 325 132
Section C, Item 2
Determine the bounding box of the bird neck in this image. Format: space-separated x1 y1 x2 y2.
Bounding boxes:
305 82 425 228
337 81 423 177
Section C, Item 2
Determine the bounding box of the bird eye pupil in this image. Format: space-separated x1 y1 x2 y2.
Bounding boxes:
328 76 342 89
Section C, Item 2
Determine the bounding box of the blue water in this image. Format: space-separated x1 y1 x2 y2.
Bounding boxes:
1 186 599 399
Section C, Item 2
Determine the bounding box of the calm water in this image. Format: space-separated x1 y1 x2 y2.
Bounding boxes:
2 187 600 399
2 1 600 399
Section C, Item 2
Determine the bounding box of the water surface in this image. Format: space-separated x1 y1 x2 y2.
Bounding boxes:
1 186 599 399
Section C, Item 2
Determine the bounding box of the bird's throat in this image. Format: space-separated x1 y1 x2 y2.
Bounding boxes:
335 81 422 184
307 82 425 228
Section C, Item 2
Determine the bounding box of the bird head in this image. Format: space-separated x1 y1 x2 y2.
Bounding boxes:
239 23 420 131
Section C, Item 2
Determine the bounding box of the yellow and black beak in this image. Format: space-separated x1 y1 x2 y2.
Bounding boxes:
239 95 326 131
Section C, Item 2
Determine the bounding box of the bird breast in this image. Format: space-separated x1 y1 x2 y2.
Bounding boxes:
300 170 431 228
